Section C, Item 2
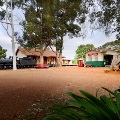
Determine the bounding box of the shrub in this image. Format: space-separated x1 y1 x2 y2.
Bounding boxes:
44 87 120 120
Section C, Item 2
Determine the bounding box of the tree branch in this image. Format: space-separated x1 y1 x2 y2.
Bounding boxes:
1 23 12 38
49 46 56 53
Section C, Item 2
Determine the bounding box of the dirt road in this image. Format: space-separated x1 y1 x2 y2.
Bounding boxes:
0 67 120 120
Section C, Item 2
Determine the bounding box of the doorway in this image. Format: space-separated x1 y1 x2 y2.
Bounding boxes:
44 57 47 64
104 55 113 65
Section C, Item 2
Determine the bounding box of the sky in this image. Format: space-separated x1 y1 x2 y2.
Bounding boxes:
0 8 116 60
0 26 116 60
63 31 116 59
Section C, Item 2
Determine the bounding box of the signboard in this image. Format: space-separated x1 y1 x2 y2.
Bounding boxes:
88 53 98 56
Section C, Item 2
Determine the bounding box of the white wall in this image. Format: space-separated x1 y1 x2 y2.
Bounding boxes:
86 51 103 61
86 50 120 62
69 60 72 64
98 53 104 61
17 51 27 58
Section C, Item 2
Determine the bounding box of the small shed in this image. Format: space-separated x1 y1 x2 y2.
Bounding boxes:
85 49 120 67
62 58 71 65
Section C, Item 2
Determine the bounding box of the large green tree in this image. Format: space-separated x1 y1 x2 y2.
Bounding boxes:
0 45 7 59
16 0 58 64
15 0 88 66
76 44 95 59
51 0 87 66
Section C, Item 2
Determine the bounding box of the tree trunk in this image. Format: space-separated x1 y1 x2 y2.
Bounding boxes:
55 49 60 67
55 35 63 67
39 11 44 65
39 52 44 64
11 0 16 70
110 55 120 71
58 35 63 67
59 52 62 67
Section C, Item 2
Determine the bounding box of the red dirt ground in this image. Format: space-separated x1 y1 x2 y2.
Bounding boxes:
0 66 120 120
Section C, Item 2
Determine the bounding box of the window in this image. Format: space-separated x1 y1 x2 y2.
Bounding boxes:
89 56 92 61
51 57 54 62
95 55 98 61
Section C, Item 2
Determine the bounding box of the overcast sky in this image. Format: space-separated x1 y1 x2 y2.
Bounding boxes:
0 27 116 60
0 9 116 60
63 31 116 59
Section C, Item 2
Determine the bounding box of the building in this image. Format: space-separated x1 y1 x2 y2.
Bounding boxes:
62 58 72 65
16 47 71 65
85 49 120 67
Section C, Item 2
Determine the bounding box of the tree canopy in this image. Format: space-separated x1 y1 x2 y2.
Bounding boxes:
1 0 119 40
83 0 120 40
14 0 88 65
101 40 120 51
0 0 119 65
0 45 7 59
76 44 95 59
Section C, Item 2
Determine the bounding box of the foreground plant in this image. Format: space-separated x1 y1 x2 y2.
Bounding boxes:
44 87 120 120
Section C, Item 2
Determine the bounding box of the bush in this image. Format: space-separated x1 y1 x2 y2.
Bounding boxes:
44 87 120 120
72 59 78 64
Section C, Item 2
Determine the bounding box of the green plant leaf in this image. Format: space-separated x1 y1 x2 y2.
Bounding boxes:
44 87 120 120
80 90 119 120
116 94 120 119
68 99 82 107
100 95 117 112
44 115 59 120
102 87 115 96
95 88 100 97
49 104 82 120
67 92 107 120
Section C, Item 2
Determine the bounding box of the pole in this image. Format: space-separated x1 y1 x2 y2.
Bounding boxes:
11 0 17 70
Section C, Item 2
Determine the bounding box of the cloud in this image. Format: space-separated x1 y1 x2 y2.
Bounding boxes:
63 30 116 59
0 30 19 57
0 7 23 57
0 27 116 60
0 7 116 60
0 31 11 54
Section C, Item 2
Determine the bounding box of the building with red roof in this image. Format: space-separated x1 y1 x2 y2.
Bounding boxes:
16 46 71 65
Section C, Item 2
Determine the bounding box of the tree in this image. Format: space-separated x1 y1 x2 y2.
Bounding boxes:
15 0 88 66
0 0 17 70
0 45 7 59
51 0 81 66
110 54 120 71
82 0 120 40
16 0 57 64
101 40 120 50
72 58 78 64
81 1 120 71
47 0 88 67
76 44 95 59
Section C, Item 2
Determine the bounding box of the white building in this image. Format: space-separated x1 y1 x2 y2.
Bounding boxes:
85 49 120 67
